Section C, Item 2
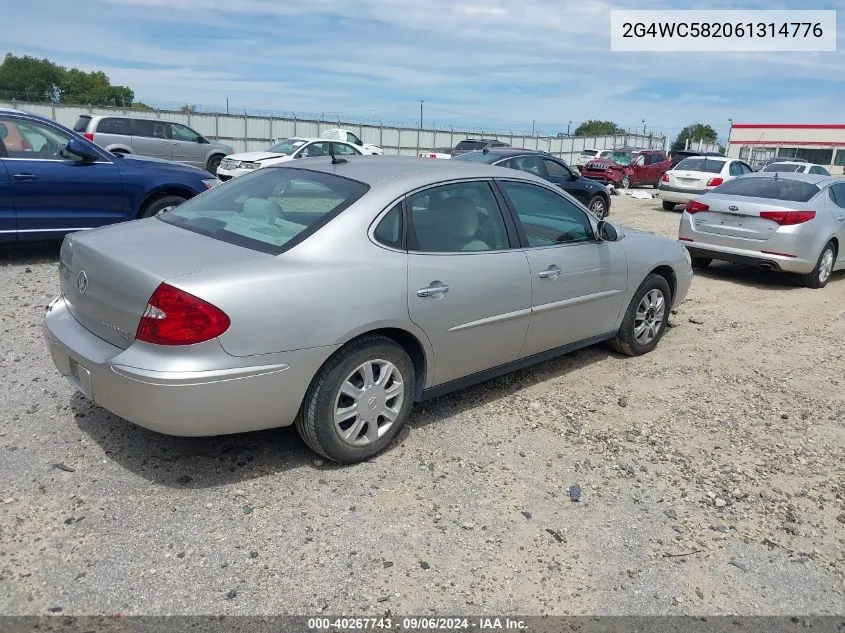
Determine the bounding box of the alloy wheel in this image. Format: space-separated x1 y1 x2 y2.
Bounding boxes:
634 289 665 344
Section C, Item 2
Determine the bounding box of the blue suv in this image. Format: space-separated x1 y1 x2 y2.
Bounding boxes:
0 108 218 243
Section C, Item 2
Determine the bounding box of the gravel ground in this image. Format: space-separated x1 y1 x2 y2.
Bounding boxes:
1 192 843 617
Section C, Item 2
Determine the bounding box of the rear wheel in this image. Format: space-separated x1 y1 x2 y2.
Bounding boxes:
691 257 712 269
295 336 415 464
206 154 224 174
139 194 187 218
662 201 676 211
801 241 836 289
611 273 671 357
588 195 607 219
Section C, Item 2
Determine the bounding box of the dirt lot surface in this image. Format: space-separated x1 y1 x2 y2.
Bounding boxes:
1 192 843 617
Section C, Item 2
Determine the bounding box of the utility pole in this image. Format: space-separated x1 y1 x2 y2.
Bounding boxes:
532 120 535 135
226 98 229 115
642 119 646 135
567 120 572 136
420 100 424 129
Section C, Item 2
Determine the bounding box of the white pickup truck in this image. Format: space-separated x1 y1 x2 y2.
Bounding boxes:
320 128 383 155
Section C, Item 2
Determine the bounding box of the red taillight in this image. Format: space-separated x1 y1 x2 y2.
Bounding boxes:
83 133 95 141
661 172 669 182
136 283 230 346
759 210 816 226
685 200 710 214
706 177 723 187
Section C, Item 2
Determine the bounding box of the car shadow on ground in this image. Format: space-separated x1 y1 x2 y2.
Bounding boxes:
70 343 615 487
695 261 843 291
0 240 61 265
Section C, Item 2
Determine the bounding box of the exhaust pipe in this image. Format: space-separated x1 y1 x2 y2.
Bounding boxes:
759 263 774 270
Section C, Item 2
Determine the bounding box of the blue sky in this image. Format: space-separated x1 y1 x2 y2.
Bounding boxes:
3 0 844 141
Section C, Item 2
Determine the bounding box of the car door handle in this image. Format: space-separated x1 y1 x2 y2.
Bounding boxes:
12 173 38 182
538 265 562 280
417 282 449 298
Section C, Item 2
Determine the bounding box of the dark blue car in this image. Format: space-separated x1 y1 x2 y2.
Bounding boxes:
0 108 217 243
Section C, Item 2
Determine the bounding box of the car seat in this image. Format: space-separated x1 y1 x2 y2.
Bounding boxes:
432 196 490 251
242 197 284 223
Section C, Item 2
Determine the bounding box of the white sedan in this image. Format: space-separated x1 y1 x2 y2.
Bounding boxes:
216 137 364 180
760 161 831 176
658 156 754 211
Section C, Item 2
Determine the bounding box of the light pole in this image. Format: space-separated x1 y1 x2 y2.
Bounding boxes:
420 100 424 129
567 120 572 136
641 119 646 135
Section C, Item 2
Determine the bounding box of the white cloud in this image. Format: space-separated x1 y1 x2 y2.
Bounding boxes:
4 0 844 134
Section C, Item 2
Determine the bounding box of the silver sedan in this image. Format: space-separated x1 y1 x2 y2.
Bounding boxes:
678 172 845 288
44 156 692 463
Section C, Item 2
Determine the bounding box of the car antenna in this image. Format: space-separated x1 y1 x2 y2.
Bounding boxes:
328 143 347 165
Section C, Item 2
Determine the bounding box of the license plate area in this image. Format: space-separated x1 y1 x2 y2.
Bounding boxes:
69 358 94 399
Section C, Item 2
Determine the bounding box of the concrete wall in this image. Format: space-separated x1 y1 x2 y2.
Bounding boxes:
1 100 667 166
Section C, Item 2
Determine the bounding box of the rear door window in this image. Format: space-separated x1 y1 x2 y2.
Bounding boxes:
676 158 726 173
159 169 370 255
133 119 171 139
713 177 820 202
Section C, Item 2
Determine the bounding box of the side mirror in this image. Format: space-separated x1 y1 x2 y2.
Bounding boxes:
597 220 618 242
64 138 98 162
356 139 363 146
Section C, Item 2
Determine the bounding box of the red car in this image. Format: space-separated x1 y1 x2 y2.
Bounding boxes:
579 148 671 189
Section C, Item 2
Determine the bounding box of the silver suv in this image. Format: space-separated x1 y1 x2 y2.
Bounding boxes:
73 114 233 174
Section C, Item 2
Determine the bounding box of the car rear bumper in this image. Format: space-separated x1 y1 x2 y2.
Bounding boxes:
658 184 707 203
43 295 332 436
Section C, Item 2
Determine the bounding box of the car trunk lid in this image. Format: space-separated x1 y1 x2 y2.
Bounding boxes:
687 194 810 241
59 218 269 349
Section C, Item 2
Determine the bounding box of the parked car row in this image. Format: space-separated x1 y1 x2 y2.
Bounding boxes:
580 148 672 189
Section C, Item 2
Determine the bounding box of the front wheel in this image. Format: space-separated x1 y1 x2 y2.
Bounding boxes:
139 194 187 218
801 241 836 289
588 195 608 220
691 257 712 269
611 273 672 357
206 154 224 174
295 336 414 464
662 201 676 211
620 175 631 189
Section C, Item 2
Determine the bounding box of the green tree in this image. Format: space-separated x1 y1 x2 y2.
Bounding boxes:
0 53 134 105
573 120 626 137
671 123 719 154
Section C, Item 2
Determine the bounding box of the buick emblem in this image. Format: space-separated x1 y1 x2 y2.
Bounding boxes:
729 205 739 212
77 270 89 295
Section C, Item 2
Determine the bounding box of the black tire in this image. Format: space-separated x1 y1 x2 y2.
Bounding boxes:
206 154 224 174
295 335 415 464
620 175 631 189
653 175 664 189
691 257 712 269
587 195 608 219
611 273 672 357
800 241 836 289
662 200 676 211
139 194 187 219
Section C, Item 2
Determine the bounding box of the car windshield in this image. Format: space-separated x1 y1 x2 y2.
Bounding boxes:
266 138 308 155
159 168 370 255
762 163 804 173
713 176 820 202
452 151 500 164
608 151 634 165
676 158 726 173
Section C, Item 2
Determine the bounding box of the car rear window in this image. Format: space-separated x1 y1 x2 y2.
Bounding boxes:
455 141 484 151
713 177 820 202
675 157 726 173
452 151 500 163
73 116 91 132
762 163 803 173
159 168 370 255
581 150 598 156
95 117 132 135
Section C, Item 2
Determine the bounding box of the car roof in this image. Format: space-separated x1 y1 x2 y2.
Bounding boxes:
732 171 835 185
266 154 548 186
766 160 818 166
457 148 557 158
0 107 27 115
